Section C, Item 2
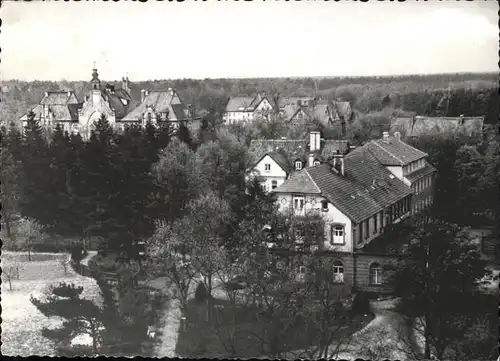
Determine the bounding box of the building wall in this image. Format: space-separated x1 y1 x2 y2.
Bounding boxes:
224 111 254 124
224 98 273 124
275 193 354 252
252 155 288 192
386 166 410 186
411 173 435 214
353 253 395 294
78 92 116 139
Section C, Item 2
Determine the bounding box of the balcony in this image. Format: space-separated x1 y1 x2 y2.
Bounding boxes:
292 208 322 218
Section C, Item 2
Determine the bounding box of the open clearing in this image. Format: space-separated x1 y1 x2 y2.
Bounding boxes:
1 251 102 357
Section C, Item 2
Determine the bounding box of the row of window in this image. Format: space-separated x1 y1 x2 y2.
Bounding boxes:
414 196 433 212
262 180 279 192
356 197 411 245
404 158 425 175
413 175 432 195
292 195 329 212
297 261 383 285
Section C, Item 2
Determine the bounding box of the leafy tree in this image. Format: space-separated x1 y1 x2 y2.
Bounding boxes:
150 138 202 226
195 131 248 203
387 218 490 360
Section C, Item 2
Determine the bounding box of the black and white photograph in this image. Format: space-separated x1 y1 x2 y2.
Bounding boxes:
1 0 498 359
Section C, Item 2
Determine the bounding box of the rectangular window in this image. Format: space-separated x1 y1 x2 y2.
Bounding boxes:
364 221 369 240
331 225 345 245
370 266 383 285
295 228 305 244
264 163 271 172
321 200 328 212
293 195 304 211
271 180 278 189
295 161 302 170
374 214 378 233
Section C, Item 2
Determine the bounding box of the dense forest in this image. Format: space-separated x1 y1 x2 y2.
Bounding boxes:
1 73 498 128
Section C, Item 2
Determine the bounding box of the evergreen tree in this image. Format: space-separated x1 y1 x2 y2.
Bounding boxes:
46 124 73 235
0 124 23 238
19 111 52 227
178 122 194 149
110 125 156 256
30 282 105 355
453 145 485 222
79 115 122 251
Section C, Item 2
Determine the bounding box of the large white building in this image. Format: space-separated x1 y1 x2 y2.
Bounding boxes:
223 93 274 124
20 67 197 139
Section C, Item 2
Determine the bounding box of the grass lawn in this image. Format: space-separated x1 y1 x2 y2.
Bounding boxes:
1 251 103 357
174 297 373 358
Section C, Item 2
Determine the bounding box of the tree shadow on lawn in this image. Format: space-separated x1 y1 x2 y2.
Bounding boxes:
175 297 373 358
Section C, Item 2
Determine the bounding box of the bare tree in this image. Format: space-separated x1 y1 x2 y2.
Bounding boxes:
3 263 22 290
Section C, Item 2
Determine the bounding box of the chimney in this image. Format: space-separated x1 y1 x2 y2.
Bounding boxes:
394 131 401 141
67 91 71 98
141 89 146 103
122 76 130 93
382 131 390 142
308 154 315 168
85 95 89 102
331 150 345 176
459 114 464 125
44 92 48 97
309 131 321 152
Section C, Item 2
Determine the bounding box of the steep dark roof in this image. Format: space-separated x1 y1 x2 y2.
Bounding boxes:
367 137 427 166
39 91 79 105
391 116 485 138
248 138 350 171
121 90 186 122
267 151 291 173
248 139 308 168
102 89 138 120
225 94 270 112
273 168 321 194
20 103 82 122
275 147 412 223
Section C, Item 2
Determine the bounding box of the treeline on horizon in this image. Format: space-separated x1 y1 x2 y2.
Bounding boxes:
1 72 498 127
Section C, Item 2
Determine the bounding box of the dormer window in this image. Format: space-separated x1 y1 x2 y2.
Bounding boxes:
313 160 320 166
295 161 303 170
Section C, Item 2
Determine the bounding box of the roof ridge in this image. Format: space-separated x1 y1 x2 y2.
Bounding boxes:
304 168 322 194
372 140 404 165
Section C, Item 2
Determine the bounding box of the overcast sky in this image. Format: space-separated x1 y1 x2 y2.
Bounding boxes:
1 1 498 81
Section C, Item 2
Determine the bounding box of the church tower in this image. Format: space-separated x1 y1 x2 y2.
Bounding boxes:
91 66 100 90
90 67 102 108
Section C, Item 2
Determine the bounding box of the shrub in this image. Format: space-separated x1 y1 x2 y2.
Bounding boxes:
52 282 84 299
30 243 65 253
71 244 85 263
351 292 371 316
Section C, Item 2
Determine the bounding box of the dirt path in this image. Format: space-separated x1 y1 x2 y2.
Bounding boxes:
331 298 415 360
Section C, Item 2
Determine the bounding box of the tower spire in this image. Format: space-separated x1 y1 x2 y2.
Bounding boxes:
91 65 100 90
